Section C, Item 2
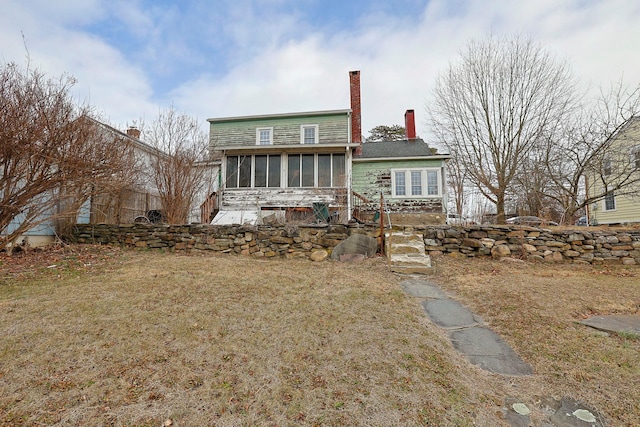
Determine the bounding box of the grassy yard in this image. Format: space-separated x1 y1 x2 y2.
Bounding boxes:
0 246 638 426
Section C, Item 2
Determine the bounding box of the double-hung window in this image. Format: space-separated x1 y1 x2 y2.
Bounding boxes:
256 127 273 145
394 172 406 196
604 191 616 211
300 125 318 144
411 171 422 195
392 169 441 198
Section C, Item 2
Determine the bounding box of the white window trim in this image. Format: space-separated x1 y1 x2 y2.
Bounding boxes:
391 168 442 198
256 127 273 145
300 124 319 144
603 191 616 212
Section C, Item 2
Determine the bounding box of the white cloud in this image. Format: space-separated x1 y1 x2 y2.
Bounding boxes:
179 0 640 138
1 1 158 127
2 0 640 140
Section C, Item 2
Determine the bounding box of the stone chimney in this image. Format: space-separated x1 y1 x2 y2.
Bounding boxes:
126 126 141 139
349 70 362 155
404 109 416 141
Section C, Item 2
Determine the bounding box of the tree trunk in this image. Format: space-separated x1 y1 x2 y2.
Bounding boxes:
496 193 506 224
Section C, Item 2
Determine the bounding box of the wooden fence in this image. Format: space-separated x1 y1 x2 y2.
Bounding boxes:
90 189 161 224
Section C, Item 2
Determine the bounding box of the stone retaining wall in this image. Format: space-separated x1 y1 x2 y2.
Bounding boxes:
71 223 380 259
418 225 640 265
71 224 640 265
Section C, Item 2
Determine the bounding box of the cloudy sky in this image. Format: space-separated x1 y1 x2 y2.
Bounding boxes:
2 0 639 142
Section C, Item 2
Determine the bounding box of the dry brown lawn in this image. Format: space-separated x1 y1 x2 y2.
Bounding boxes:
0 246 638 426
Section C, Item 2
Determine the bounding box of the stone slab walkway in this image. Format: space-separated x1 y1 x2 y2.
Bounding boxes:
579 314 640 335
401 278 533 376
399 277 607 427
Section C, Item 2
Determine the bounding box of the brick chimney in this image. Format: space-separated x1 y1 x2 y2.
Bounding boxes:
349 70 362 154
126 126 141 139
404 109 416 141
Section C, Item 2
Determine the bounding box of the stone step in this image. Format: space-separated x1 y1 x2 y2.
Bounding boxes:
387 231 426 248
386 231 432 274
389 254 433 274
385 232 426 254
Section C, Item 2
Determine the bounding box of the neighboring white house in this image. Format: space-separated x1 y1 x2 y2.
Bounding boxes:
2 119 167 247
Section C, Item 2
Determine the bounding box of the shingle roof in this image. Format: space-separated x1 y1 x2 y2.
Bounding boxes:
355 138 440 159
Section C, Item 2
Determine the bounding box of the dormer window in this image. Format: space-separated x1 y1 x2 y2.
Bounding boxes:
257 127 273 145
301 125 318 144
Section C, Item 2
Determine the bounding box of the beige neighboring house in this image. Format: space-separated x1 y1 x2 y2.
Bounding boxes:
588 116 640 225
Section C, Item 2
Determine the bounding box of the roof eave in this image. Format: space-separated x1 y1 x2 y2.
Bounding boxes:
353 154 451 162
213 143 360 153
208 109 352 123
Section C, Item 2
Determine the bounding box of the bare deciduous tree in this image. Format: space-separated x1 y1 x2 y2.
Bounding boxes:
445 146 468 217
142 107 209 224
428 35 577 223
510 142 563 220
0 62 136 253
543 81 640 224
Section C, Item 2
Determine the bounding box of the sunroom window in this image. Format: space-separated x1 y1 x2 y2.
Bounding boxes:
226 153 345 189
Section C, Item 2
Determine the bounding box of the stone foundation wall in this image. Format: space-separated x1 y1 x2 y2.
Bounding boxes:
417 225 640 265
70 223 380 259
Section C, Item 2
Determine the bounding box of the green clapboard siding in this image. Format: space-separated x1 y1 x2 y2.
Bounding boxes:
352 159 444 200
211 112 350 148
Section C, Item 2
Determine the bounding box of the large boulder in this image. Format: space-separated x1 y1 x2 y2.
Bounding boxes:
331 234 378 261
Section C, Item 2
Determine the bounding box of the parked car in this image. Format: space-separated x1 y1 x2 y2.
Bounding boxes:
575 216 587 226
506 216 558 226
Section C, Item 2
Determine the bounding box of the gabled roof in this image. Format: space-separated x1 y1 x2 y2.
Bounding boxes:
353 138 450 161
82 115 166 157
